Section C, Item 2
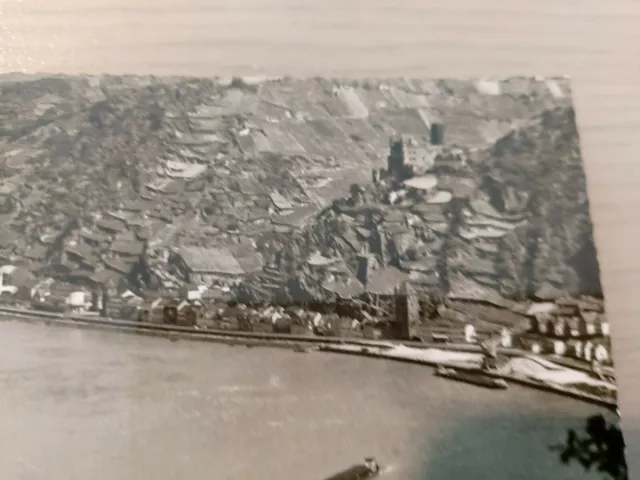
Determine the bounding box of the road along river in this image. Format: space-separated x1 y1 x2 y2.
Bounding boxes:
0 319 612 480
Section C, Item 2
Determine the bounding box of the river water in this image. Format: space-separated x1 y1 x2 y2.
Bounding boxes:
0 319 609 480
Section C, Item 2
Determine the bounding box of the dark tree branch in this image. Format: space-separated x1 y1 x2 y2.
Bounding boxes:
551 414 628 480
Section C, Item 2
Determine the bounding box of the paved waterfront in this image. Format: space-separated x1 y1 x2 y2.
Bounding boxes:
0 320 609 479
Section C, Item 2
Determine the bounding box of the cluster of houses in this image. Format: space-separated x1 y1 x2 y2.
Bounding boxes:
0 257 613 369
518 298 612 365
133 281 424 341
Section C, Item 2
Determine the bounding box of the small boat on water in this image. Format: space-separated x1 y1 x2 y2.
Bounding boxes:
434 365 508 390
323 457 381 480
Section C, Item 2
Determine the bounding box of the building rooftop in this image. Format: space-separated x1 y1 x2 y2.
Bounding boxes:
427 190 453 204
270 191 293 211
403 175 438 191
177 246 244 276
366 267 410 296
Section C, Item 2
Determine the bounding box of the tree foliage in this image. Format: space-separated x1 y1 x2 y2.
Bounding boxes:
552 414 627 480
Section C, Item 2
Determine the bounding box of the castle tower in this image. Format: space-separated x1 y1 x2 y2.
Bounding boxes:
91 288 101 312
356 253 373 288
387 136 405 177
100 285 109 318
430 123 444 146
394 281 419 340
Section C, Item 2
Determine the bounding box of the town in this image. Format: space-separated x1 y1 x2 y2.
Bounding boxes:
0 74 620 480
0 76 614 394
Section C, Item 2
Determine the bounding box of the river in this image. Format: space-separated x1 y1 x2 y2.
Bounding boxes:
0 319 610 479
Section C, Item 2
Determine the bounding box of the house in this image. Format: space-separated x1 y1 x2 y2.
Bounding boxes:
64 241 95 265
362 322 385 340
0 265 19 296
95 218 126 235
79 229 110 247
106 291 145 319
312 313 342 337
462 257 498 287
474 240 499 258
552 339 567 356
176 299 202 327
499 327 513 348
326 262 352 283
170 246 245 286
22 244 47 262
91 268 125 292
464 324 477 343
138 297 181 324
32 281 90 312
366 267 410 297
110 240 145 259
545 317 568 338
599 314 610 336
103 257 132 275
180 283 209 301
271 205 320 229
322 278 365 301
269 191 293 214
402 175 439 196
0 265 38 301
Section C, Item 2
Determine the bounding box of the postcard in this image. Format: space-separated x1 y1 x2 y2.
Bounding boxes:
0 74 626 479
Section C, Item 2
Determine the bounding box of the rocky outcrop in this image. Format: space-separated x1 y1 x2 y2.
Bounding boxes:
485 107 601 298
276 106 601 301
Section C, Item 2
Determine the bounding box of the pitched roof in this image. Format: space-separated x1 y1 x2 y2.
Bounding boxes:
400 256 438 273
79 229 110 243
91 268 123 285
322 279 364 299
96 218 125 233
270 191 292 210
104 257 131 275
177 246 244 275
396 280 416 296
23 244 47 261
64 242 94 260
366 267 410 295
403 175 438 191
111 240 144 256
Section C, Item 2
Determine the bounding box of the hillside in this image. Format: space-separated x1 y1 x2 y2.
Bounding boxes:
260 106 602 303
0 74 581 301
486 107 601 298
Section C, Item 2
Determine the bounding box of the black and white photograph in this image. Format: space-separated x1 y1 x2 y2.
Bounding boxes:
0 73 626 479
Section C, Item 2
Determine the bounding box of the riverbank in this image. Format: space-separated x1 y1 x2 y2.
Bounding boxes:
319 344 618 411
0 305 512 353
0 305 617 410
0 306 346 351
1 318 605 480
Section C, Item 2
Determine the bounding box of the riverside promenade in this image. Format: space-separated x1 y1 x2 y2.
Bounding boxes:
0 305 618 411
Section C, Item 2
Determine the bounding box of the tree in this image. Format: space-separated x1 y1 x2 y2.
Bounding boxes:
552 414 627 480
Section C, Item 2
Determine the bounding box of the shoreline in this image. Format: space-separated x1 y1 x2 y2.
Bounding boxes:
318 345 618 411
0 306 617 411
0 305 514 352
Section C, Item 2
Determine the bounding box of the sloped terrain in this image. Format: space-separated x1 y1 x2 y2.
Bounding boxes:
486 107 601 298
0 74 587 302
271 106 601 302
